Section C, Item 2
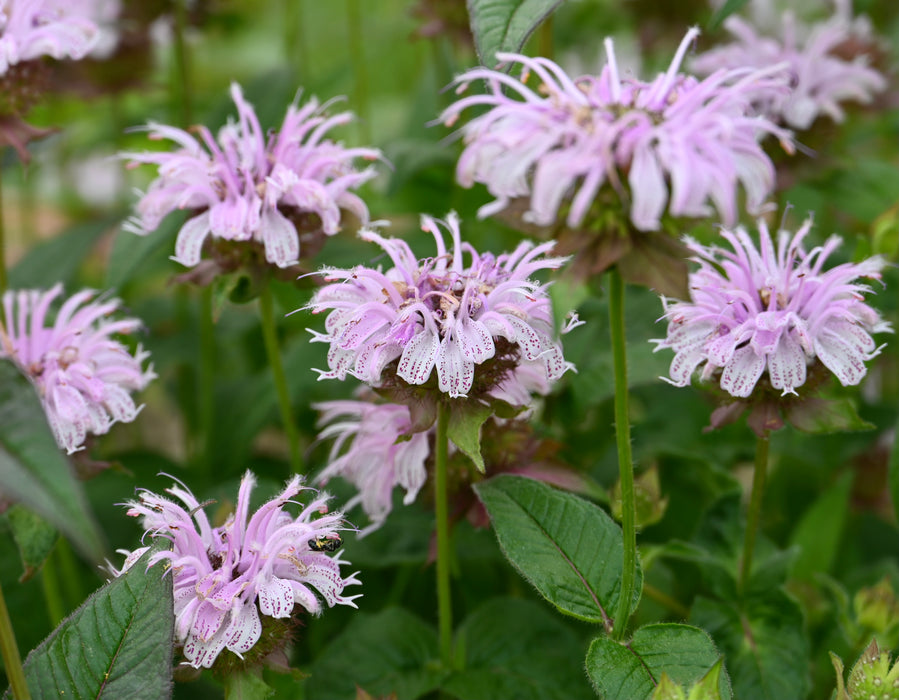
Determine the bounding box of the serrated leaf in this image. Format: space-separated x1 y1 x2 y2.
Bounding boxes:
0 362 105 562
467 0 565 66
474 474 641 625
443 598 593 700
690 591 810 700
3 505 58 582
587 623 731 700
706 0 749 30
15 547 174 700
9 217 116 289
788 472 852 579
306 608 443 700
447 401 493 472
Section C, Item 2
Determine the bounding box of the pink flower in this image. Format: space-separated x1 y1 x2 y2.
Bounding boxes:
0 0 100 75
653 218 891 398
123 83 381 269
0 284 155 453
113 471 361 669
315 398 429 534
692 4 886 129
440 28 793 232
306 212 575 398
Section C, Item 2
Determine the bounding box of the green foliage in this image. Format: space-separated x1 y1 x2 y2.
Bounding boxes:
788 472 853 579
467 0 565 66
446 401 493 472
0 361 105 562
2 505 57 582
586 624 731 700
443 597 593 700
14 548 174 699
475 475 641 625
690 591 810 700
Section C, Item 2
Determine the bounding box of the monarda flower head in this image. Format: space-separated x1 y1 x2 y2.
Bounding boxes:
692 1 886 130
113 471 360 670
305 212 576 400
440 29 792 249
653 218 890 428
0 0 100 77
123 82 381 271
0 284 155 454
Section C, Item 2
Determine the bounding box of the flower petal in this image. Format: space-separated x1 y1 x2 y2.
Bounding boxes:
720 344 765 398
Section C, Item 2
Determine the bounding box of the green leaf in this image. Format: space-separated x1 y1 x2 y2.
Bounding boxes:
467 0 565 66
0 362 105 562
690 591 810 700
586 623 731 700
106 211 183 289
783 397 874 434
17 547 174 699
3 505 58 582
447 401 493 473
706 0 748 30
9 217 116 289
222 668 276 700
306 608 443 700
474 474 641 624
788 472 853 579
444 598 593 700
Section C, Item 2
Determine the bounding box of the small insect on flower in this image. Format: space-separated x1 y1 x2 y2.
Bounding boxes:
308 534 343 552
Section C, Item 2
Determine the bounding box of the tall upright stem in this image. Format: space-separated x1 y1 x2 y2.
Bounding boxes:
609 266 637 641
740 434 770 596
171 0 193 126
0 580 30 699
346 0 370 144
434 402 453 667
258 282 303 474
198 288 216 472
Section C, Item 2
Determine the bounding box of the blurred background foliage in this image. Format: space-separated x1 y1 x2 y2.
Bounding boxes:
0 0 897 697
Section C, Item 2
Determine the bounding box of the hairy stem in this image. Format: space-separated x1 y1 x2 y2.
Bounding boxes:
435 402 453 667
0 580 30 699
740 434 770 596
609 266 637 641
259 282 303 474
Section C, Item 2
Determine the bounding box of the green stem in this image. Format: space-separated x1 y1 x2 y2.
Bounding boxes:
346 0 370 144
740 434 770 596
609 266 636 641
538 15 554 61
283 0 306 81
41 548 65 627
0 580 30 699
172 0 192 126
258 282 303 474
435 402 453 668
198 287 215 472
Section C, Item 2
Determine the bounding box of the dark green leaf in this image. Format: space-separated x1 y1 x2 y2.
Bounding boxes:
467 0 566 66
447 401 493 473
783 397 874 434
106 211 183 289
443 597 593 700
706 0 748 30
17 547 174 699
586 623 731 700
9 217 116 289
0 362 105 562
475 475 641 624
3 505 58 582
788 472 853 578
690 591 810 700
306 608 443 700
